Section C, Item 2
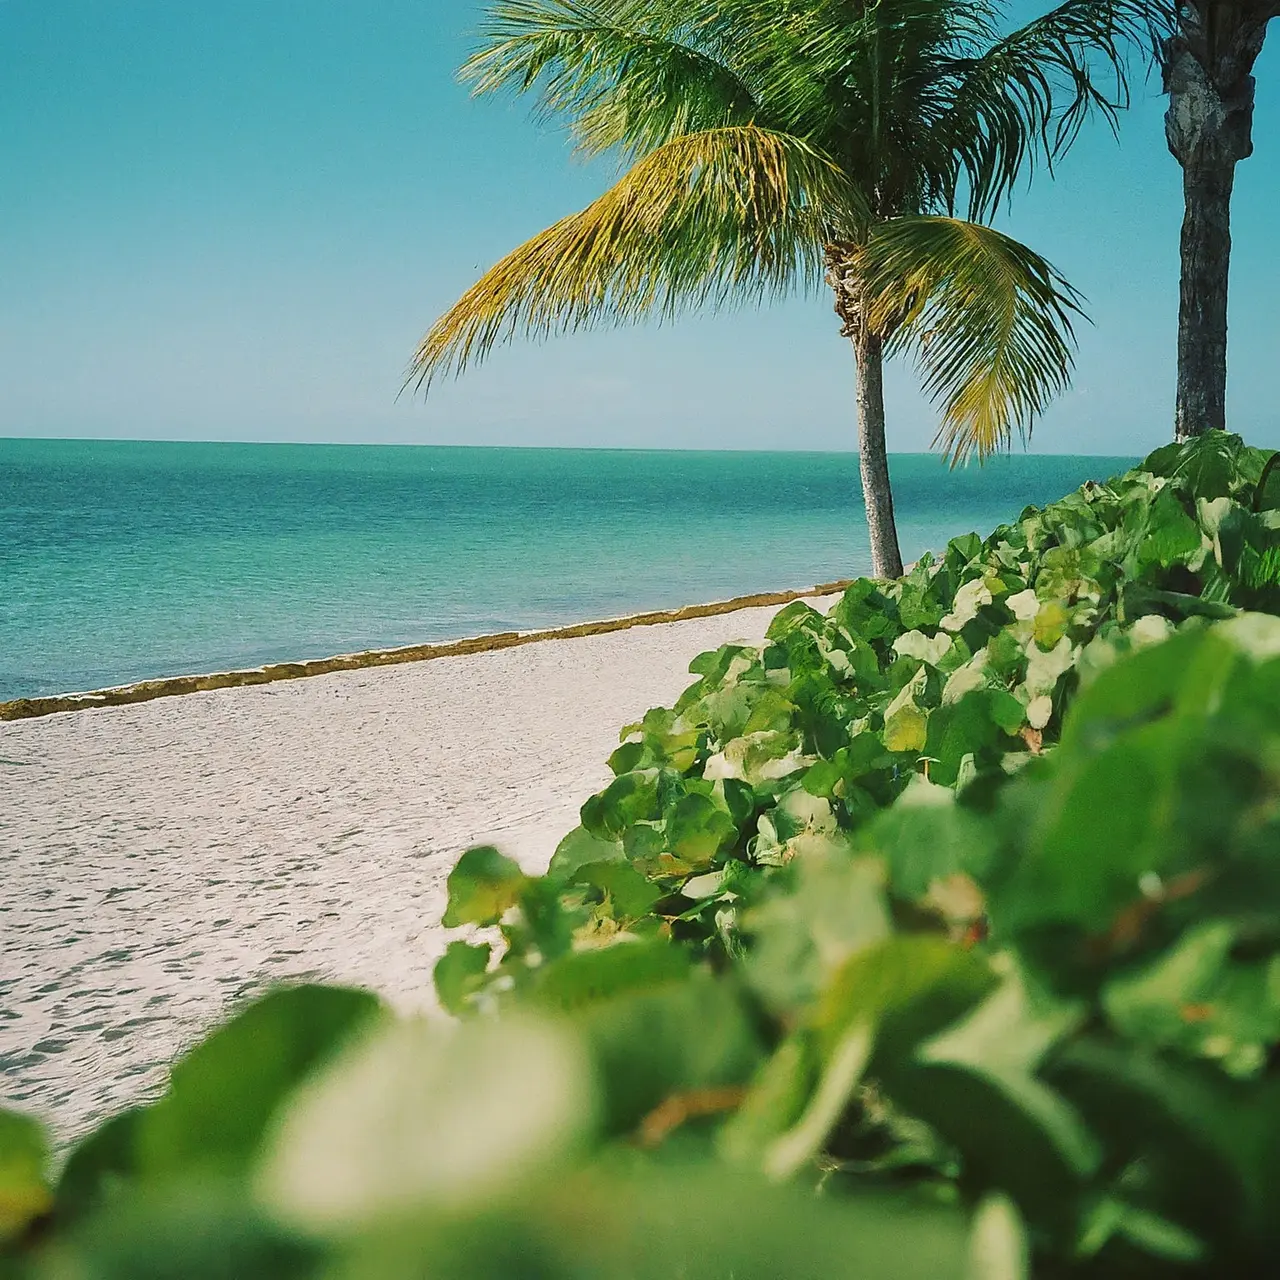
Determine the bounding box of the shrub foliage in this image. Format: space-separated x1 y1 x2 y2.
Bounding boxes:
4 432 1280 1279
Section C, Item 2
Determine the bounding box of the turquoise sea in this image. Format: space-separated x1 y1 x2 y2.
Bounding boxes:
0 439 1135 701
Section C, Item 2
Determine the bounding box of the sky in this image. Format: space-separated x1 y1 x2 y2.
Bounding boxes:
1 0 1278 456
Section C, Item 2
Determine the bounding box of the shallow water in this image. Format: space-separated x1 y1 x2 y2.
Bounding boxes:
0 439 1135 699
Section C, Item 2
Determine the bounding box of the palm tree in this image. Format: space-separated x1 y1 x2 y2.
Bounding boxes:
1162 0 1275 439
410 0 1146 578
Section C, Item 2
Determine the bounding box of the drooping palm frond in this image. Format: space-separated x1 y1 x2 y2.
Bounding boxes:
408 126 863 389
861 216 1083 462
461 0 764 159
942 0 1166 218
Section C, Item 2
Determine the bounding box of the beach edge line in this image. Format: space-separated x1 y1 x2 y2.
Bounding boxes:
0 580 854 723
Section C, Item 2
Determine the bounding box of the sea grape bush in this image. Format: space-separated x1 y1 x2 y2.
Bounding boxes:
4 432 1280 1279
438 431 1280 997
7 608 1280 1278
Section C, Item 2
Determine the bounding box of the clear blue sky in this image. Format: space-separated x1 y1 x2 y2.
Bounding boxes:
2 0 1277 454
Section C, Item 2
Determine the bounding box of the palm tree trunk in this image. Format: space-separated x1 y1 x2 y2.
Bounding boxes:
851 329 904 579
1162 8 1270 440
1172 152 1234 438
826 244 905 580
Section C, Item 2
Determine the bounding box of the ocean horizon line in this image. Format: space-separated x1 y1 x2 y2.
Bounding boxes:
0 434 1139 461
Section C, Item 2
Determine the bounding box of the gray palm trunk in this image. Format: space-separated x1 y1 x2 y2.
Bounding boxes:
852 331 906 580
826 246 906 580
1163 1 1275 440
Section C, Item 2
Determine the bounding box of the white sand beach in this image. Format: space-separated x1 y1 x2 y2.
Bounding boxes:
1 596 835 1145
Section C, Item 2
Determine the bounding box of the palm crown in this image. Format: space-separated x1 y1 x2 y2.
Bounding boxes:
412 0 1147 574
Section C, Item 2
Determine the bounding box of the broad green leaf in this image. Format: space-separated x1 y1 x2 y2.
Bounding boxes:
547 824 626 881
894 629 953 665
818 936 996 1065
744 854 891 1015
940 578 993 632
1103 922 1280 1077
55 1108 146 1223
570 859 661 919
1031 600 1071 649
1046 1036 1262 1243
887 971 1099 1228
533 939 690 1012
666 792 737 866
333 1164 971 1280
258 1014 593 1229
0 1109 51 1242
883 680 928 753
868 777 993 901
607 739 645 775
434 941 491 1017
442 845 528 927
136 985 383 1181
1141 488 1205 569
761 1023 874 1180
580 770 662 839
718 1033 818 1166
574 970 761 1137
36 1188 320 1280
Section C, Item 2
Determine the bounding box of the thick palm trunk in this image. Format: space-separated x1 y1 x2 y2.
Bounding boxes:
826 245 905 580
1163 5 1271 440
851 330 904 579
1172 150 1235 438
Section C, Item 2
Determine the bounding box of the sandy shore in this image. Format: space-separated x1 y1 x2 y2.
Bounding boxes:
1 595 835 1145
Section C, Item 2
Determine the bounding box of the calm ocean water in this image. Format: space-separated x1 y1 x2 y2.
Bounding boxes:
0 439 1135 701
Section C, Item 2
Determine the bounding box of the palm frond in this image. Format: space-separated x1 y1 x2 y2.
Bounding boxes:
409 126 863 390
942 0 1167 218
461 0 763 158
862 215 1083 463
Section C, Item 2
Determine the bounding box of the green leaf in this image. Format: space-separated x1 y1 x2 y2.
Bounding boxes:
886 971 1098 1229
136 986 383 1181
258 1013 594 1230
883 678 929 753
55 1108 146 1223
1140 488 1204 569
761 1023 874 1180
1103 922 1280 1077
547 825 625 881
1031 600 1071 649
532 939 691 1012
434 941 492 1017
818 936 996 1066
336 1164 971 1280
38 1188 320 1280
718 1033 818 1166
442 845 528 927
666 792 736 867
569 860 662 919
574 970 761 1137
894 629 954 665
0 1108 51 1243
869 777 993 901
581 770 662 839
744 854 891 1016
1046 1037 1260 1244
607 739 646 775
